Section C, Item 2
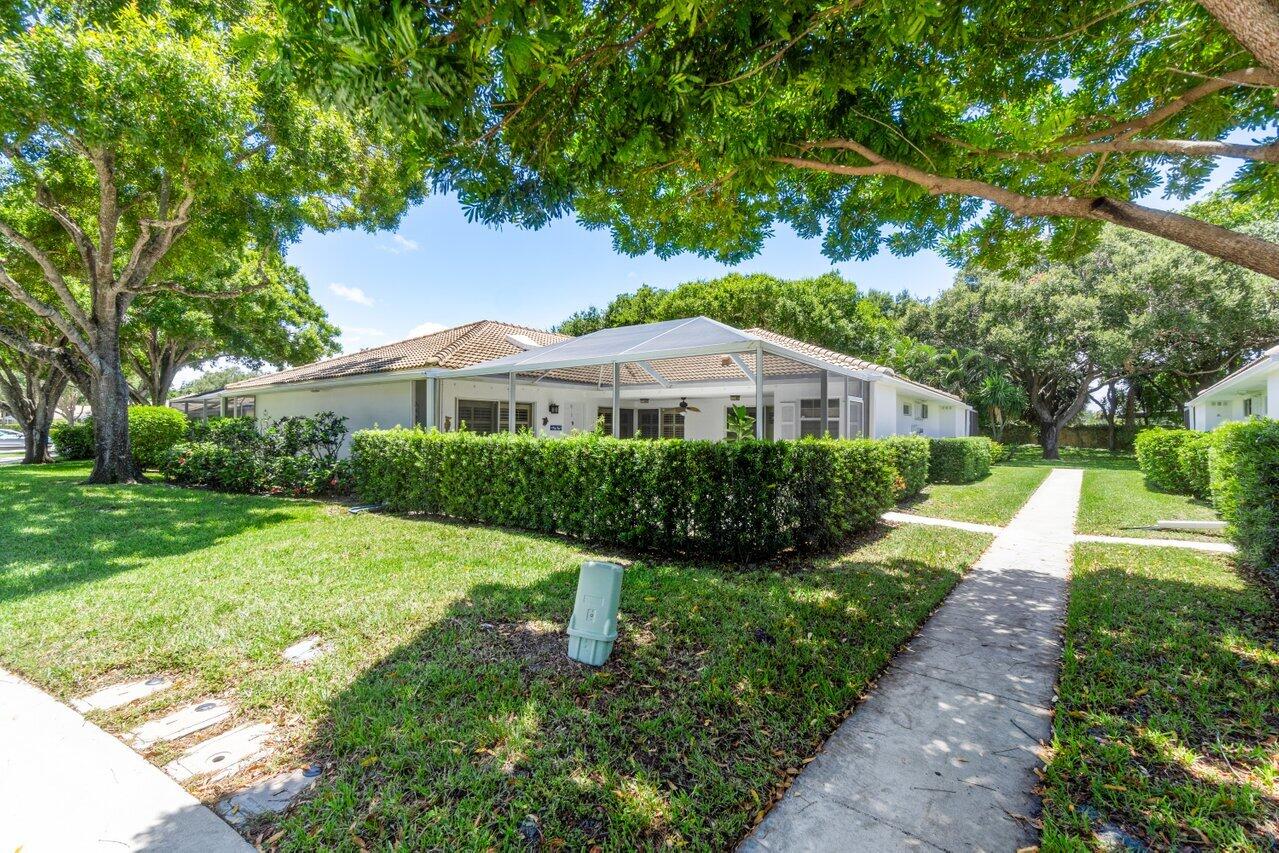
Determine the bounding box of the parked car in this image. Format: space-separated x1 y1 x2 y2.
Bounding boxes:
0 428 24 452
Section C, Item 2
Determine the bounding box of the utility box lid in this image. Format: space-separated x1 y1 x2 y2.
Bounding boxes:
567 561 624 642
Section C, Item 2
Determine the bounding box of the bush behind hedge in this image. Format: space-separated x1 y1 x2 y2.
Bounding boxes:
1134 427 1195 493
880 436 930 499
1208 419 1279 573
352 430 898 562
50 420 94 460
50 405 187 467
927 437 993 484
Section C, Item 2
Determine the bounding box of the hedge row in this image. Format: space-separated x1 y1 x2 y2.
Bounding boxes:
1133 427 1197 493
49 406 187 468
880 436 930 499
927 437 993 484
351 430 899 562
1208 420 1279 573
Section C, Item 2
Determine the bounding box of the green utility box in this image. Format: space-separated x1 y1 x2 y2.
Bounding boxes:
567 561 624 666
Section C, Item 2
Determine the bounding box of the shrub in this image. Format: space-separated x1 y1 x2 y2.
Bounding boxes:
162 412 350 497
50 420 94 460
1134 427 1195 493
987 440 1011 464
1178 432 1216 500
880 436 930 499
128 406 188 469
351 430 897 562
927 437 993 484
1208 419 1279 573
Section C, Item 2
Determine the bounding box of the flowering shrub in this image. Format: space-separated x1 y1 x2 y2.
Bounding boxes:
162 412 350 496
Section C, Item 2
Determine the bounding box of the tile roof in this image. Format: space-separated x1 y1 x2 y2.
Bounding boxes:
227 321 571 390
231 319 963 403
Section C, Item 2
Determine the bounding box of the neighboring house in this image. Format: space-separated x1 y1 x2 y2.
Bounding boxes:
223 318 972 450
1186 343 1278 431
169 387 254 420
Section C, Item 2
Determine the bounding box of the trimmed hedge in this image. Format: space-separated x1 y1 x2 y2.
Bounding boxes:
49 405 187 467
1208 419 1279 572
129 406 187 469
880 436 930 499
1178 432 1216 500
50 420 94 460
1134 427 1195 493
351 430 898 562
927 437 993 484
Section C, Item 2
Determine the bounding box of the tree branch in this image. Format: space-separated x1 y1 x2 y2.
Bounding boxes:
773 141 1279 277
0 217 95 337
1198 0 1279 75
0 260 98 365
117 186 195 293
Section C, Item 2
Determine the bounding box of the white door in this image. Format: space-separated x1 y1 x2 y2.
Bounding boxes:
777 401 797 440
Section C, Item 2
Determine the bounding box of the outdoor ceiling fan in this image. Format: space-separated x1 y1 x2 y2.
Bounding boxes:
677 397 701 414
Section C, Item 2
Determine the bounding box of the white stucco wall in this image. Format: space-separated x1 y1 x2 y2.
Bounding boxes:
245 370 965 452
254 380 415 452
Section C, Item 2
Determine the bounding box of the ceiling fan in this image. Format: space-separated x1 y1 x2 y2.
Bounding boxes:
677 397 701 414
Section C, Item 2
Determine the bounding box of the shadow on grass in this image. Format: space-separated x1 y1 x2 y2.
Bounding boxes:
265 527 976 850
1001 445 1139 471
0 462 295 604
1042 562 1279 848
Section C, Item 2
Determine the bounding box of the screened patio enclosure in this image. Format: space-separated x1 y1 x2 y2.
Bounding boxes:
430 317 885 440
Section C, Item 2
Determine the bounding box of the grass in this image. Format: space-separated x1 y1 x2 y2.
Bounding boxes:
0 462 991 849
903 464 1050 525
1041 544 1279 850
1077 468 1222 541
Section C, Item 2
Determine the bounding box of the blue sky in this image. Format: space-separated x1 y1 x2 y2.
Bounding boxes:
286 159 1241 354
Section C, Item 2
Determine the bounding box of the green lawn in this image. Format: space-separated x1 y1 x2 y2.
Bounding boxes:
1041 544 1279 850
1077 468 1222 541
0 462 990 849
902 464 1050 525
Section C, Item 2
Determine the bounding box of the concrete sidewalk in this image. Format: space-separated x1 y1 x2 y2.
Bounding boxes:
0 667 251 853
743 468 1083 852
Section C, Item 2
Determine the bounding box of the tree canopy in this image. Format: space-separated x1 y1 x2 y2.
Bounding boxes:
284 0 1279 275
556 272 902 363
0 0 420 480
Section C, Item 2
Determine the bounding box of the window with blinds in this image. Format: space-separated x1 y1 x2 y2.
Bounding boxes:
456 400 532 434
799 398 841 438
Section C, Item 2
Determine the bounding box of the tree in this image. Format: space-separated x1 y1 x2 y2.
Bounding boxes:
0 336 68 463
123 252 339 405
974 374 1028 442
289 0 1279 275
0 2 417 483
555 272 901 363
930 266 1129 459
171 365 263 399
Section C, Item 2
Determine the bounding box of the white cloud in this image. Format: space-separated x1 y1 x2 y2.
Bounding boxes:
329 282 374 306
407 321 447 338
340 326 388 353
379 234 421 254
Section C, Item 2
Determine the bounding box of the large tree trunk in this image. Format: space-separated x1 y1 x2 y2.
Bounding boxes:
1200 0 1279 74
87 333 142 484
1039 417 1062 460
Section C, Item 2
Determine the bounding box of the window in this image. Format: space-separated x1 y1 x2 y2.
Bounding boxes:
902 402 912 417
846 399 864 437
637 408 660 439
660 409 685 439
1244 398 1253 417
596 407 636 438
919 403 929 420
725 405 774 439
800 398 841 438
456 400 532 434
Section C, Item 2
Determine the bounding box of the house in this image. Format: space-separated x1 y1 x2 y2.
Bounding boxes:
1186 343 1278 431
221 318 972 448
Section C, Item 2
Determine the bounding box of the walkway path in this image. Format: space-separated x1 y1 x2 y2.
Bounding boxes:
743 468 1084 852
0 667 250 853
